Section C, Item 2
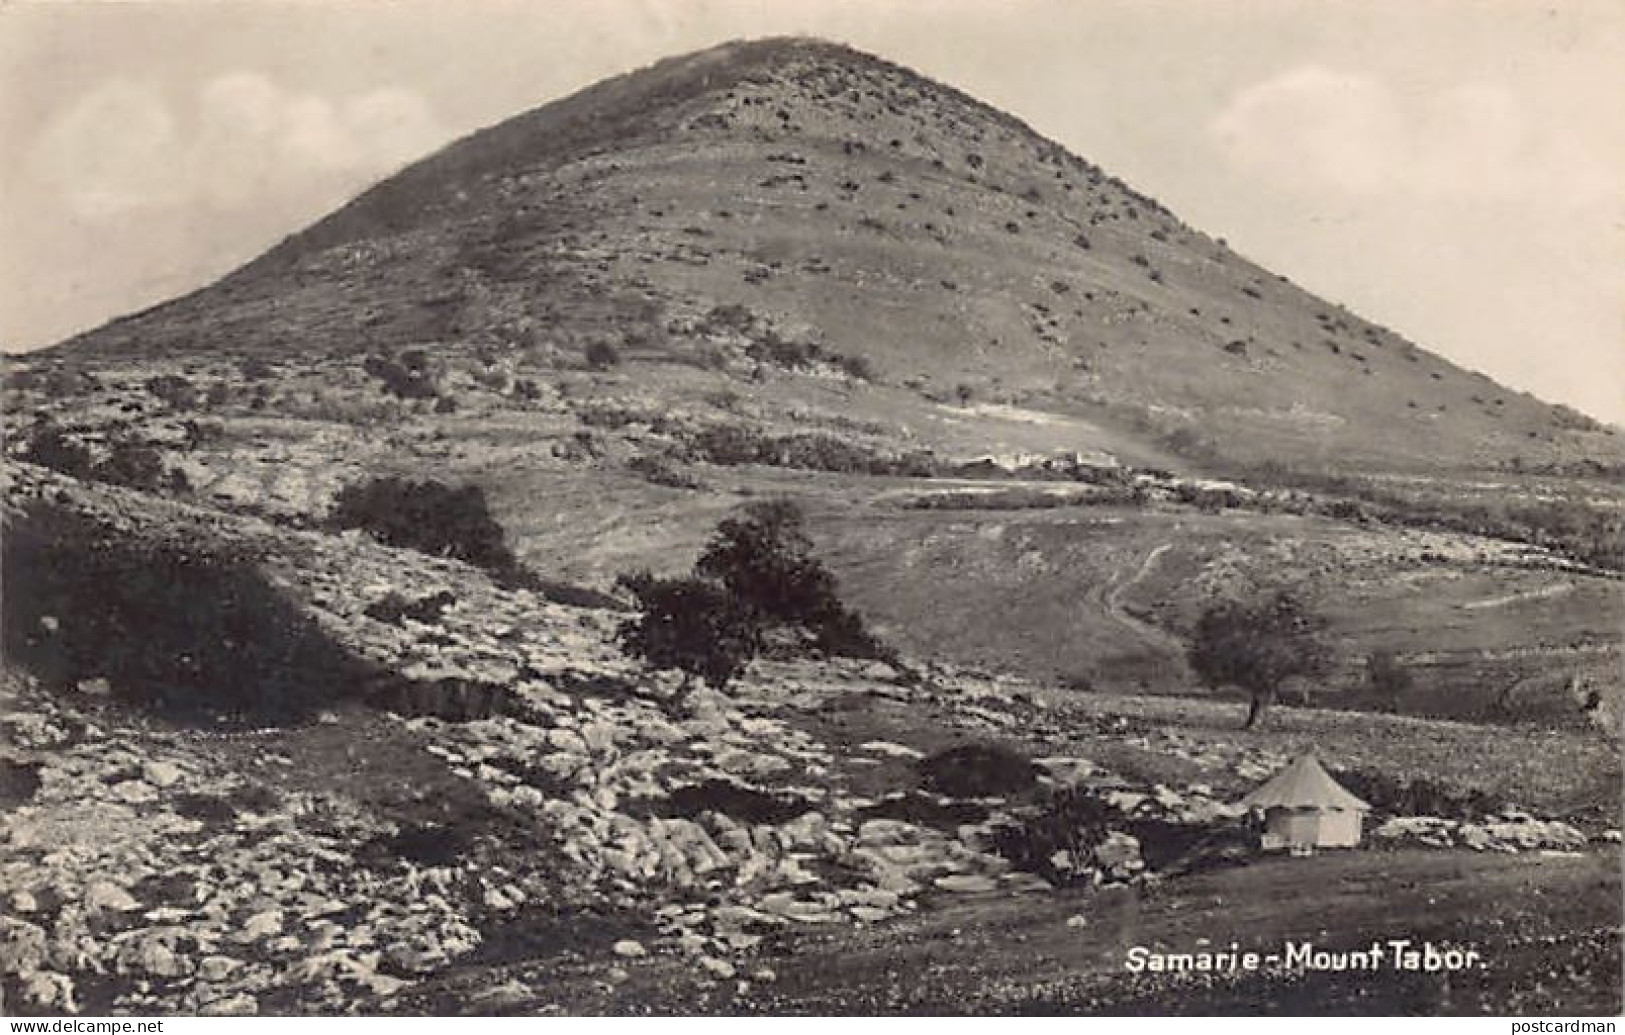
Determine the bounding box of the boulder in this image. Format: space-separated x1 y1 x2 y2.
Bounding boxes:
84 880 141 913
612 939 647 959
19 971 77 1013
110 780 159 805
142 761 185 789
115 932 190 978
0 917 48 974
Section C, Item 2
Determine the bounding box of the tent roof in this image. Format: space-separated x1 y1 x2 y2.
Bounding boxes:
1240 754 1370 812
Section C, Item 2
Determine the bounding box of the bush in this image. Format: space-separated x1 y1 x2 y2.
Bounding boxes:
919 743 1037 798
94 441 167 490
19 426 93 479
627 454 700 489
329 477 519 576
584 340 621 370
145 374 197 410
616 500 890 692
987 786 1110 883
1331 768 1505 821
1365 649 1413 708
1 505 369 725
836 353 875 381
363 353 438 399
364 590 458 626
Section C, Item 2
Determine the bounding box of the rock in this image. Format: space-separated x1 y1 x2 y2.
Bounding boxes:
1601 830 1623 844
197 993 258 1016
612 939 647 959
751 967 777 983
857 818 924 848
0 917 48 974
548 729 588 754
698 955 736 980
240 910 283 942
116 934 189 978
110 780 158 804
357 972 413 996
10 890 39 913
142 761 185 788
19 971 76 1013
1094 831 1142 872
933 874 997 893
197 956 242 982
1066 914 1089 928
75 677 111 697
84 880 141 913
858 741 924 760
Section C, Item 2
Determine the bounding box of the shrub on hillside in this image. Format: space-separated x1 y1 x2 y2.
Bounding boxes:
1365 649 1413 708
584 340 622 370
94 441 167 490
1331 768 1506 821
987 786 1110 884
919 743 1038 798
2 505 369 725
145 374 198 410
329 477 519 576
19 426 94 479
362 353 438 399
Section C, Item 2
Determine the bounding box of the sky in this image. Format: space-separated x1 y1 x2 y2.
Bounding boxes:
2 0 1621 423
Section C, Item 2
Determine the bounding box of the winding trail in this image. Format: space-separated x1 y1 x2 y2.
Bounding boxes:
1095 541 1182 655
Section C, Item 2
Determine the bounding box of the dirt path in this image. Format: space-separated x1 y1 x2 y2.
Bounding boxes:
1095 541 1182 655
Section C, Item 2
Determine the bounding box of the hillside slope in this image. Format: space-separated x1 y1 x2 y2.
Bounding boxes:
43 37 1622 471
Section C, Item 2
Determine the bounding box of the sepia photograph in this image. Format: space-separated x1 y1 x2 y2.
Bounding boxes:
0 0 1620 1019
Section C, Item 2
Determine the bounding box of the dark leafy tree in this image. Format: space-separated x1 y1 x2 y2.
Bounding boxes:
1188 591 1330 729
695 500 886 659
616 500 889 697
615 573 763 696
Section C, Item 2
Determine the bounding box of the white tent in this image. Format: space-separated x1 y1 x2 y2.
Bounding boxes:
1240 754 1371 851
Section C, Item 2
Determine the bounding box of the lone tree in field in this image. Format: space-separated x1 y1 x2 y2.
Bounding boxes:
1188 590 1330 729
617 500 887 701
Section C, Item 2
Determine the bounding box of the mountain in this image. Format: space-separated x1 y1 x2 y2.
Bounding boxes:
45 36 1622 471
1 37 1620 1017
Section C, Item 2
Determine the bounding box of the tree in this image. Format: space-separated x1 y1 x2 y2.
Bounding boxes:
695 500 885 659
615 573 763 697
1188 591 1330 729
616 500 889 699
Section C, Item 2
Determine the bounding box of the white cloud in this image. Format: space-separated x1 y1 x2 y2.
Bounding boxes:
1209 65 1618 207
26 72 444 220
29 79 185 218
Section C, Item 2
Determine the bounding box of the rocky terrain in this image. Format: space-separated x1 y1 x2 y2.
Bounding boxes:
2 36 1620 1016
1 463 1619 1015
